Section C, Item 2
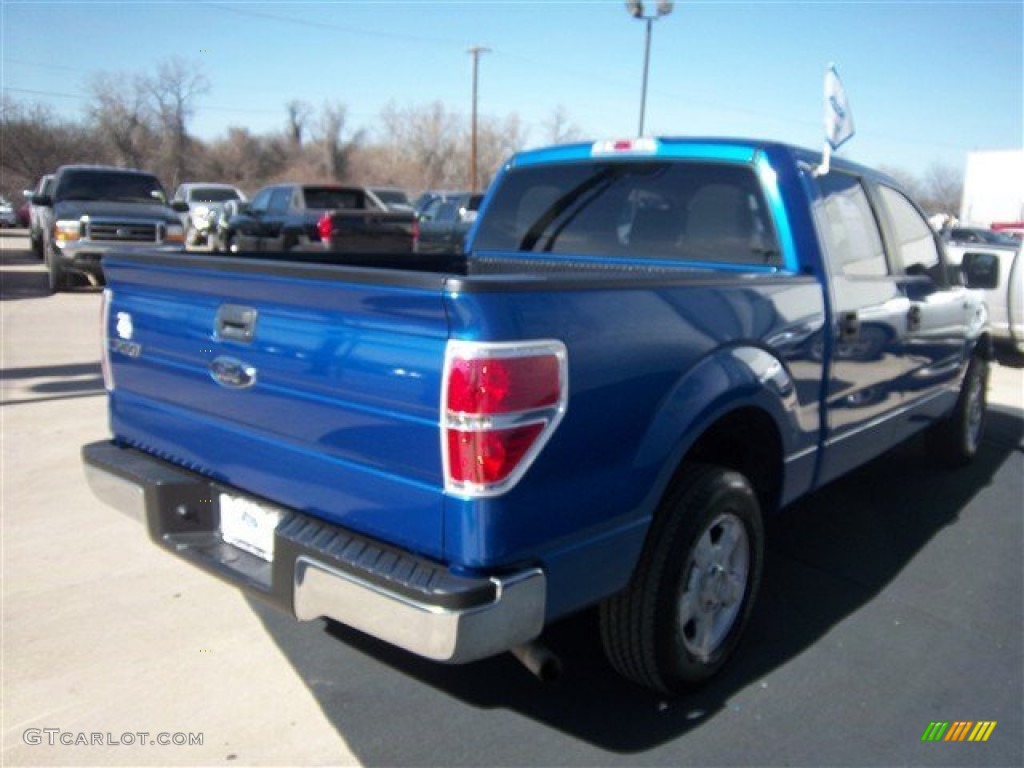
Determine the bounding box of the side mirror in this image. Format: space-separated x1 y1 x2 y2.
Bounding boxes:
170 200 190 213
31 194 52 207
962 251 1000 290
460 209 478 224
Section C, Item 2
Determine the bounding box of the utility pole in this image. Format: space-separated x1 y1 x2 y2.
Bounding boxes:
468 45 491 193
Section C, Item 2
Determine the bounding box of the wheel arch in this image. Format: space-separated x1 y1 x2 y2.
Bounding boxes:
638 344 803 521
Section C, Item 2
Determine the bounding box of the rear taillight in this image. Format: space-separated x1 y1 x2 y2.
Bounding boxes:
317 212 333 242
100 288 113 391
442 340 568 497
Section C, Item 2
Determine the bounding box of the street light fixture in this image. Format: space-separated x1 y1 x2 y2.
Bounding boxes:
625 1 674 136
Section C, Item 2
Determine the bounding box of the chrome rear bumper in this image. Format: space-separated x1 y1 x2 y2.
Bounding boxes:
82 440 546 663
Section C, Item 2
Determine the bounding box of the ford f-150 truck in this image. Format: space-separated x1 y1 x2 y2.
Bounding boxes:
82 138 994 694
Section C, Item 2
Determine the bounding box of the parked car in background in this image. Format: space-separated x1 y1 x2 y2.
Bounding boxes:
991 221 1024 241
946 238 1024 353
31 164 188 292
211 198 244 253
0 198 17 228
366 186 414 214
172 182 246 249
413 189 466 215
946 227 1018 247
223 183 414 254
414 192 483 254
28 174 55 258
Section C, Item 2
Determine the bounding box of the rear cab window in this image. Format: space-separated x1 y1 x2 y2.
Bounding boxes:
472 160 782 269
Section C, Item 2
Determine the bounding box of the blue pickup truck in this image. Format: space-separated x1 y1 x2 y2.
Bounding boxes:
83 138 995 694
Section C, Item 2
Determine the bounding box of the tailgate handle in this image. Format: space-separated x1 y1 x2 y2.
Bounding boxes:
215 305 258 343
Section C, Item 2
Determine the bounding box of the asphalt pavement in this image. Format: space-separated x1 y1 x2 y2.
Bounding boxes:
2 230 1021 767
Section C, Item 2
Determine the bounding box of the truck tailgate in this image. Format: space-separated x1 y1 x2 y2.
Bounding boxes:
102 253 450 559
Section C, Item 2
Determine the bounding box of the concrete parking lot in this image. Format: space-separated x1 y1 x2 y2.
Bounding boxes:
2 230 1021 767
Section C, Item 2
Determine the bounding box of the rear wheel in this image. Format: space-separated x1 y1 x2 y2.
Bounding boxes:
600 464 764 694
930 355 988 467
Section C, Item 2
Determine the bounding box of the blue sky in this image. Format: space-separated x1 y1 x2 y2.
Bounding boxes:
3 0 1021 177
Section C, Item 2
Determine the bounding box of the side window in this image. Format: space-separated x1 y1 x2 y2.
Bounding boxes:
268 188 292 214
249 189 272 213
436 201 458 224
814 172 888 277
877 185 942 278
420 198 443 222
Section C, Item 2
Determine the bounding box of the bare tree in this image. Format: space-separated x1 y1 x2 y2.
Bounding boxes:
473 113 527 191
377 101 464 191
88 72 157 169
316 101 361 181
145 57 210 187
879 163 964 215
542 105 584 145
285 99 313 151
201 126 287 190
922 162 963 214
1 96 105 199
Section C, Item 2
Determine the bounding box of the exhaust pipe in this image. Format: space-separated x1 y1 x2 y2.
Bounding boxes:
510 640 563 682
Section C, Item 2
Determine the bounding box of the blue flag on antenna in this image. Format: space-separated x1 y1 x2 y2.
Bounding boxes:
824 64 855 150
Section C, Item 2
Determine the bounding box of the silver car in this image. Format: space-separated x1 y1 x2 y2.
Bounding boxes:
172 183 246 249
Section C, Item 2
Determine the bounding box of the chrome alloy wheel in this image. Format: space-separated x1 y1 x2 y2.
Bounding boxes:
677 512 750 661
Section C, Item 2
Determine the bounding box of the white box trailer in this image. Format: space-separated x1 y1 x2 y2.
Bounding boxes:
960 150 1024 228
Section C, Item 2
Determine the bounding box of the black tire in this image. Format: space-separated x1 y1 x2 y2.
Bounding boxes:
930 355 988 467
45 246 70 293
600 464 764 694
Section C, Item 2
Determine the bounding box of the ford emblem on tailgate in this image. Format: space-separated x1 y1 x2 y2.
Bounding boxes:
209 356 257 389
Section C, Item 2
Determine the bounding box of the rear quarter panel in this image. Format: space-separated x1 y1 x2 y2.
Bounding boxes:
442 275 826 618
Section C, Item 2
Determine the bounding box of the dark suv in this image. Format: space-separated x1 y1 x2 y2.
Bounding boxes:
32 165 188 292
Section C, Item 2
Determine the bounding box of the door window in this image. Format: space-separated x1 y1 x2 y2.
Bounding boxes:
814 172 888 277
877 185 944 282
268 188 292 215
248 189 272 214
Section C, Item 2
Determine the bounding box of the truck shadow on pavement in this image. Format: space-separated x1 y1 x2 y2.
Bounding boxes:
0 248 98 300
248 406 1022 757
0 362 104 406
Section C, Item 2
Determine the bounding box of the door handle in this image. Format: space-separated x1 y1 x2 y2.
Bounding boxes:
839 311 860 342
908 304 922 332
215 304 258 343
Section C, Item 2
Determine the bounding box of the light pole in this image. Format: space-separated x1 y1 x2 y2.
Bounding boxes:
468 45 491 193
625 1 674 137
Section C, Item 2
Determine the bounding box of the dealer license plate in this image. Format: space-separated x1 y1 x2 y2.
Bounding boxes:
219 493 282 562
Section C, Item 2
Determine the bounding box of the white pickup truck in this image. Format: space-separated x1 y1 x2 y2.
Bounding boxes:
945 240 1023 353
